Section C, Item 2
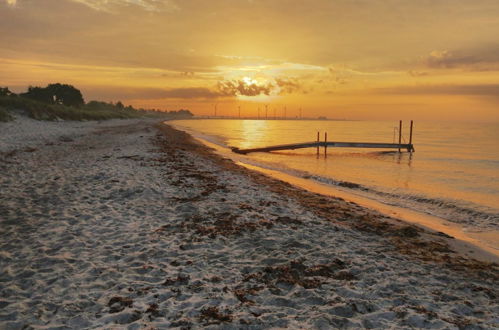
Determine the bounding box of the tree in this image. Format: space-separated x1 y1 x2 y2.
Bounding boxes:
21 86 54 104
115 101 124 110
20 83 84 107
177 109 194 117
85 100 107 110
47 83 84 107
0 87 15 97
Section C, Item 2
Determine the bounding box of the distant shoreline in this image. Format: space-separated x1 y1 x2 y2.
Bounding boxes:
188 116 357 121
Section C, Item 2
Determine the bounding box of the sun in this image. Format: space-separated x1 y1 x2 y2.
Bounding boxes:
242 76 258 86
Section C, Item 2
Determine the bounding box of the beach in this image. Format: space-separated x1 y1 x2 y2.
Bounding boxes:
1 117 498 329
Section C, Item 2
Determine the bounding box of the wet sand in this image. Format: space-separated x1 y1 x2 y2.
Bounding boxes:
0 117 498 329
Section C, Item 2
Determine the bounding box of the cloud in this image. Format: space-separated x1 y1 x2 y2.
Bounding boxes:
161 87 220 99
375 84 499 99
407 70 428 77
69 0 178 12
329 66 397 77
424 50 478 69
422 48 499 71
82 86 220 100
275 77 301 94
217 79 274 97
4 0 178 11
215 76 306 97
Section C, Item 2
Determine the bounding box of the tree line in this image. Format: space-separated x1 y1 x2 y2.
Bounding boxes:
0 84 193 117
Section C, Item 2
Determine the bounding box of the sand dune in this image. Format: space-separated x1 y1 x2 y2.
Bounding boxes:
0 116 497 329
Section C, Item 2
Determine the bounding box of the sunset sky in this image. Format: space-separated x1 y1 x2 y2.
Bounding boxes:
1 0 499 121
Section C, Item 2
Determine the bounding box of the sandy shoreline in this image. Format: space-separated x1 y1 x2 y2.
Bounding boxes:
237 164 499 262
183 133 499 262
1 117 498 329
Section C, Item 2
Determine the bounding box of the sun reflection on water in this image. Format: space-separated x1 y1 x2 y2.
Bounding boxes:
239 120 269 149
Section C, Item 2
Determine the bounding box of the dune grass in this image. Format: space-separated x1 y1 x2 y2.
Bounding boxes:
0 106 13 122
0 96 173 121
0 96 147 121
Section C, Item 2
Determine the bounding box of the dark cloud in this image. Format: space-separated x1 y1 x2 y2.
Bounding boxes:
275 77 301 94
215 77 304 97
217 80 274 97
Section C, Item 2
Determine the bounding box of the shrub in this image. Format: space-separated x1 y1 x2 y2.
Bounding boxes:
0 106 13 122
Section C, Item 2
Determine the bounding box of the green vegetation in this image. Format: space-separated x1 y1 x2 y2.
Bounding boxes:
0 84 193 121
21 83 84 107
0 106 13 122
0 87 15 97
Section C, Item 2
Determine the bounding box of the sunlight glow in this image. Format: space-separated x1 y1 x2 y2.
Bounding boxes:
242 76 258 86
2 0 499 121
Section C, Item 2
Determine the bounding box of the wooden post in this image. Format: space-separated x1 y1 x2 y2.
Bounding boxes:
398 120 402 152
317 132 320 156
408 120 414 152
324 132 328 157
409 120 413 143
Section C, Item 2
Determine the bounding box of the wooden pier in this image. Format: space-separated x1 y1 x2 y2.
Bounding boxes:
232 120 415 155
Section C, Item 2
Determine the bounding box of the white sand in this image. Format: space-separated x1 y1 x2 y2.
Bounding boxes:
0 116 497 329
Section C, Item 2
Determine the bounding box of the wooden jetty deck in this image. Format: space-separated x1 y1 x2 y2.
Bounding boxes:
232 120 415 155
232 141 415 154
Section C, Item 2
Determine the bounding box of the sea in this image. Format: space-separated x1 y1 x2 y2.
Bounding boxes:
171 119 499 253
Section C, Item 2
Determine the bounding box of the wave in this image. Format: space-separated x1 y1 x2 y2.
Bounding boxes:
304 173 499 231
234 157 499 231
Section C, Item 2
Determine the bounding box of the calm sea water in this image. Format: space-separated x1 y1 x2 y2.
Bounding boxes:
172 119 499 232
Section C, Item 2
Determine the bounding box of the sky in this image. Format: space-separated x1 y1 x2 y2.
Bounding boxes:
1 0 499 121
